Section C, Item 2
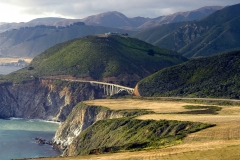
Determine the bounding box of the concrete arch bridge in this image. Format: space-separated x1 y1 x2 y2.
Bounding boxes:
55 78 134 96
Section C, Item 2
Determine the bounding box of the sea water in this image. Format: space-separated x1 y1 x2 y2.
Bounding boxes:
0 118 61 160
0 66 22 75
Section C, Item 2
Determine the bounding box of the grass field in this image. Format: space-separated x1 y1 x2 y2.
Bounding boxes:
32 99 240 160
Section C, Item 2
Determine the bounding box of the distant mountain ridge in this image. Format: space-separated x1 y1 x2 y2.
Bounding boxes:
81 11 150 30
138 6 223 29
81 6 222 30
134 3 240 58
0 18 81 33
0 23 136 58
0 6 222 32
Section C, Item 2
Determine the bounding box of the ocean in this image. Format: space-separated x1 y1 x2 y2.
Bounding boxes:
0 66 22 75
0 118 61 160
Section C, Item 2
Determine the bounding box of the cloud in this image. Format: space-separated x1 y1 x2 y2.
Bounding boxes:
0 0 239 22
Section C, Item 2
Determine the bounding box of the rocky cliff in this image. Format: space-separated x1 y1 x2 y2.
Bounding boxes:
0 79 103 121
53 103 124 150
52 102 154 152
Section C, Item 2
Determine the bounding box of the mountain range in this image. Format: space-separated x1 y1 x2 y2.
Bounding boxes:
0 6 222 33
134 3 240 58
0 5 225 58
0 23 135 58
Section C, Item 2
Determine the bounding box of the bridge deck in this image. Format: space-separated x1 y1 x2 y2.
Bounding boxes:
41 77 134 95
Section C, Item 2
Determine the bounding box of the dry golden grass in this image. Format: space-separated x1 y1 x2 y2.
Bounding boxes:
33 143 240 160
32 99 240 160
0 57 32 63
84 99 195 113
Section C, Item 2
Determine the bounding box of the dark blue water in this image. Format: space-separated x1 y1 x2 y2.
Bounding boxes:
0 118 61 160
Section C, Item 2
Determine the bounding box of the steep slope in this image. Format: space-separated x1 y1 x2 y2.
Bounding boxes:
135 50 240 98
3 35 187 87
137 3 240 58
0 23 135 58
133 21 188 44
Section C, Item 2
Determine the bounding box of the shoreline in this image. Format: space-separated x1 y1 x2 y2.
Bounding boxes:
0 118 62 159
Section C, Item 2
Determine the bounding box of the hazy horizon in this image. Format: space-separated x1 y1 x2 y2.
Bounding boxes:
0 0 239 23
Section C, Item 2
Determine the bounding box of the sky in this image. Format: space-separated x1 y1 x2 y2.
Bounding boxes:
0 0 239 23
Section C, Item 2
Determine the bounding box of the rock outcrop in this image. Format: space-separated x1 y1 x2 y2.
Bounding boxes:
0 79 103 121
53 103 124 150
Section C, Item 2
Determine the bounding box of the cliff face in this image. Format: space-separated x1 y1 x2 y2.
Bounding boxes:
0 79 103 121
53 103 124 150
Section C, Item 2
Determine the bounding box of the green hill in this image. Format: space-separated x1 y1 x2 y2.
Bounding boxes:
2 35 187 86
134 3 240 58
0 23 136 58
135 50 240 98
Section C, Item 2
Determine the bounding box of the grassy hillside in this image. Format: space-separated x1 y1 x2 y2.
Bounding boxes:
2 35 187 86
0 23 136 58
64 117 212 156
134 3 240 58
136 50 240 98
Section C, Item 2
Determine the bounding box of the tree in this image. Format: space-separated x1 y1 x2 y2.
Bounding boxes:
148 49 154 56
